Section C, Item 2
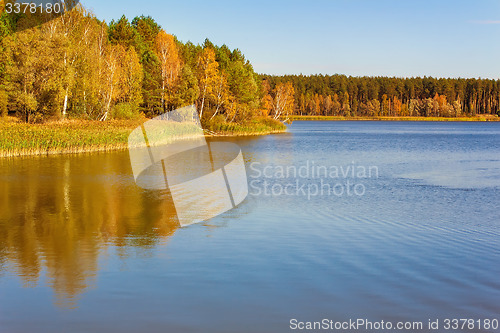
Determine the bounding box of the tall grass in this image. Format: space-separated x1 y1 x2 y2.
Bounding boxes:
204 117 286 136
0 116 287 157
0 118 147 157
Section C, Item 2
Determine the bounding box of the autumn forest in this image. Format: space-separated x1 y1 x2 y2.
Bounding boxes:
263 75 500 118
1 3 499 128
0 4 290 128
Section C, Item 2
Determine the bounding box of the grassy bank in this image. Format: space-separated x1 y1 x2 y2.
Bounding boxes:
0 117 286 158
204 117 286 136
287 115 500 122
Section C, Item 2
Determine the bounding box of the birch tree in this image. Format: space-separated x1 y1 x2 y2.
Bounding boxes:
196 47 219 120
155 30 180 113
272 82 294 122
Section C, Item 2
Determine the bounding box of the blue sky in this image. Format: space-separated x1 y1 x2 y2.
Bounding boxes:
82 0 500 79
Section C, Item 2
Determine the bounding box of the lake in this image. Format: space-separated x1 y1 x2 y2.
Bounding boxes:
0 121 499 333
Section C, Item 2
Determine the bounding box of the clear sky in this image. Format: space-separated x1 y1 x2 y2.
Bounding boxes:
81 0 500 79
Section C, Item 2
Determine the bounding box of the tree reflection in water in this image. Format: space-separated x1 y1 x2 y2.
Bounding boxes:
0 151 179 308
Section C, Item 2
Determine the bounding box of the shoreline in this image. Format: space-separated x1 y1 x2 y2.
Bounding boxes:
4 114 497 158
0 118 286 158
287 115 500 122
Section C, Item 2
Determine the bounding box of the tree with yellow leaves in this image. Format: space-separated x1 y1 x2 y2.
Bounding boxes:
196 47 219 120
155 30 181 113
272 82 294 122
210 71 229 120
118 46 143 107
100 44 123 121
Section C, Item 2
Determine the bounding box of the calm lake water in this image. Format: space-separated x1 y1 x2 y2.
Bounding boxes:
0 121 499 333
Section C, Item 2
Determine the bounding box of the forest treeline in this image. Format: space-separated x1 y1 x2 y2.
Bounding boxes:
0 4 289 126
261 74 500 118
1 4 499 125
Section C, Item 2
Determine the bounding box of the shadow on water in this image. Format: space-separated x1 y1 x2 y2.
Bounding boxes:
0 151 180 308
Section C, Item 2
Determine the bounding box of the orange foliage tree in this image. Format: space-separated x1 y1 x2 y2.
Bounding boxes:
155 30 181 113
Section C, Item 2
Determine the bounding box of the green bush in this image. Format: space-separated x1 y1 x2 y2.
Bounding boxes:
111 103 140 120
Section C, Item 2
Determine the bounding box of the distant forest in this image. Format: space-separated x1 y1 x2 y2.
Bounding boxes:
261 75 500 118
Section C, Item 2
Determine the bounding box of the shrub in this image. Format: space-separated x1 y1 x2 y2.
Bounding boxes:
111 103 141 120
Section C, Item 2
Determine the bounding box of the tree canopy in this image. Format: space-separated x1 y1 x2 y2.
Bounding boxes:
0 5 267 124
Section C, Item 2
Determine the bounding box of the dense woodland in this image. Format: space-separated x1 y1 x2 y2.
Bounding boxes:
261 74 500 118
0 4 290 125
1 4 499 125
